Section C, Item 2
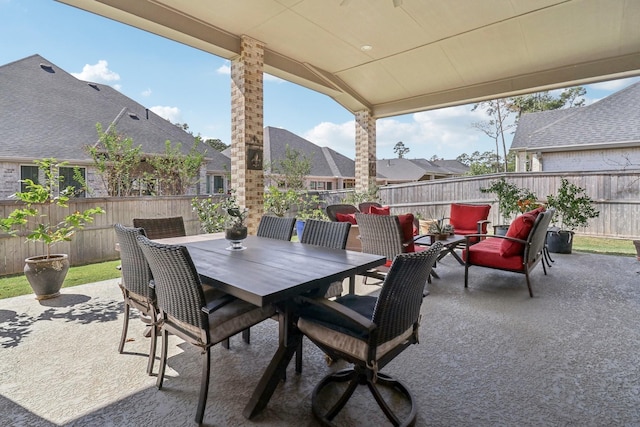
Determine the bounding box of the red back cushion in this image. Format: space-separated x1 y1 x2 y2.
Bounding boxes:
397 213 415 253
449 203 491 232
335 213 357 224
370 205 390 216
500 212 537 257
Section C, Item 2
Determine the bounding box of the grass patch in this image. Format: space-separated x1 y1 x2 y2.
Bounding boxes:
572 235 636 257
0 260 121 300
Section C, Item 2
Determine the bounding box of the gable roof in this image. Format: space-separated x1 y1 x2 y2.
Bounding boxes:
511 81 640 151
0 54 230 170
263 126 355 178
376 158 468 181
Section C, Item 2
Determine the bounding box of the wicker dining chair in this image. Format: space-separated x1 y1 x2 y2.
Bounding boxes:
113 224 158 375
297 219 352 373
136 234 276 425
256 215 296 241
132 216 186 240
297 245 441 426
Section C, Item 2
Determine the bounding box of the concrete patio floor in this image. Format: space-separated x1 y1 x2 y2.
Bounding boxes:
1 251 639 426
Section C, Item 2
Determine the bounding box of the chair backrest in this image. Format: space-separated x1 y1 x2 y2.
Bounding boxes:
449 203 491 234
358 202 383 214
114 224 154 299
355 213 405 261
136 234 208 332
325 204 359 222
257 215 296 241
525 209 555 264
300 219 351 250
132 216 186 240
372 243 442 344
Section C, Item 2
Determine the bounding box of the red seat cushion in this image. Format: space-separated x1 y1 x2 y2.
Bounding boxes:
336 213 357 224
449 203 491 234
397 213 415 253
370 205 390 216
500 212 537 257
463 238 525 270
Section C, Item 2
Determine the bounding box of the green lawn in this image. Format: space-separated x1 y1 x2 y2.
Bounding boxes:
0 260 121 300
0 236 636 300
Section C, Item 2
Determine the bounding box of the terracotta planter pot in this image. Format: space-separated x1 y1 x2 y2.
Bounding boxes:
23 254 69 300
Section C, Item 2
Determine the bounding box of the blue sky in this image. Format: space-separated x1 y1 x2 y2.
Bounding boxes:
2 0 638 160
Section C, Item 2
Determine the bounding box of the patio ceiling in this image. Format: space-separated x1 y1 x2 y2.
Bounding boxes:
57 0 640 118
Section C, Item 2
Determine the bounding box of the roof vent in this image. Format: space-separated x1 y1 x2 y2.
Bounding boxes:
40 63 54 73
128 112 139 120
87 83 99 90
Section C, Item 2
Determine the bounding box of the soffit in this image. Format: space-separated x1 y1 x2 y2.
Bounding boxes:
57 0 640 118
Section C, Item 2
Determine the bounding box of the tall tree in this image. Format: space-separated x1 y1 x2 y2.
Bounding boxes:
471 99 514 173
510 86 586 117
203 138 229 152
393 141 410 158
265 145 312 190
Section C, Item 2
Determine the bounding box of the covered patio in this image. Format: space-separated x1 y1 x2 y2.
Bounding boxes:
2 251 638 426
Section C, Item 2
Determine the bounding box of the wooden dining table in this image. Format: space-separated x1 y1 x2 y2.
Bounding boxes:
154 233 386 419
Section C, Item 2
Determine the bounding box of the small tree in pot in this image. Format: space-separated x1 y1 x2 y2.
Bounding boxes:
1 158 105 299
546 178 600 254
480 177 537 235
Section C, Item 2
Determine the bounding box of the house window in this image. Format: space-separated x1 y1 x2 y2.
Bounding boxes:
20 165 39 192
59 166 86 198
206 175 225 194
310 181 327 190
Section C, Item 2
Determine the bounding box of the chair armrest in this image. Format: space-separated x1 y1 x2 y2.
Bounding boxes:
297 295 376 331
202 293 237 314
476 219 491 233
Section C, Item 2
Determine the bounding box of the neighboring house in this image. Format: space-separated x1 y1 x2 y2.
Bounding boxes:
376 158 469 184
511 81 640 172
0 54 230 199
262 126 356 190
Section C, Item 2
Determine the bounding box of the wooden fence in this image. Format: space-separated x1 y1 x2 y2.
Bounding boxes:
1 171 638 276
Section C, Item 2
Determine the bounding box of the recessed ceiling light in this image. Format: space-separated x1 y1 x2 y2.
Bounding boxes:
360 45 373 51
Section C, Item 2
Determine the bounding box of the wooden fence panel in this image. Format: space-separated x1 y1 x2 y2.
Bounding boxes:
1 172 638 276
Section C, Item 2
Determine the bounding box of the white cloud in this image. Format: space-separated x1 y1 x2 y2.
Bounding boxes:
587 77 639 91
113 84 122 91
304 121 355 158
216 61 282 82
217 64 230 75
149 106 181 123
141 88 152 97
301 105 500 161
71 60 120 83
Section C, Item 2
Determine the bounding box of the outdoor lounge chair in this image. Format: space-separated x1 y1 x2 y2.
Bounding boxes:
113 224 158 375
136 235 276 425
462 208 554 297
325 204 359 222
447 203 491 243
297 245 441 426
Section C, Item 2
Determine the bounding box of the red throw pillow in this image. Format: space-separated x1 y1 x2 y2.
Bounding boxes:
335 213 357 224
370 205 390 216
500 213 536 257
398 213 415 253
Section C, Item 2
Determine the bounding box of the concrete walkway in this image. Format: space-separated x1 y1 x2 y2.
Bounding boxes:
1 251 639 426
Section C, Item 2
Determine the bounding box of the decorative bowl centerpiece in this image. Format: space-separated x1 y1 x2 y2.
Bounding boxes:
225 205 248 251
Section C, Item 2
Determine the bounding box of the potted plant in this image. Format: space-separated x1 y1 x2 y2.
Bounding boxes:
294 192 327 239
546 178 600 254
220 192 249 250
480 177 537 235
263 186 298 217
0 158 105 299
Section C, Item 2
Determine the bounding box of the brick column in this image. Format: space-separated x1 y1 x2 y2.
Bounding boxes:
231 36 265 233
355 110 377 193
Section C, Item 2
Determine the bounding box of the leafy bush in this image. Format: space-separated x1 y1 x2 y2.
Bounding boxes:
546 178 599 231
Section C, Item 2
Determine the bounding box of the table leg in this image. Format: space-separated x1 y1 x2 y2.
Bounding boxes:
243 303 300 419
